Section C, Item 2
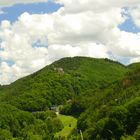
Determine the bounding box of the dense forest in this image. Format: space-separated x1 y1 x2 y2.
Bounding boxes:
0 57 140 139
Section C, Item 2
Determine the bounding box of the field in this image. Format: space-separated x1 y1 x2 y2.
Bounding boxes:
55 114 77 139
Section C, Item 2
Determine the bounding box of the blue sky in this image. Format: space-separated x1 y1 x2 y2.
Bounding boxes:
119 16 140 33
0 1 62 22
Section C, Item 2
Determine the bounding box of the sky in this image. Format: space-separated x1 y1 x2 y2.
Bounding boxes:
0 0 140 85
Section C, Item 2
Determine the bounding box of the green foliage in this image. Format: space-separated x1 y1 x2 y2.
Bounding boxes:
109 106 128 125
125 97 140 134
0 129 12 140
0 104 63 139
134 123 140 140
101 118 124 140
121 135 136 140
60 100 85 116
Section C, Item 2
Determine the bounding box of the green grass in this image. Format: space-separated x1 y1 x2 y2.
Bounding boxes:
55 114 77 139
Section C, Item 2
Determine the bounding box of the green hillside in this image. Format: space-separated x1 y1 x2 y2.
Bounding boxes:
0 57 140 139
66 61 140 140
0 57 127 112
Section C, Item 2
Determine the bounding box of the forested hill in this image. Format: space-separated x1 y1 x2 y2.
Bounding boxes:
0 57 127 111
0 57 140 139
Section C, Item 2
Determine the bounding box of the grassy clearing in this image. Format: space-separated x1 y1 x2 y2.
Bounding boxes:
55 114 77 139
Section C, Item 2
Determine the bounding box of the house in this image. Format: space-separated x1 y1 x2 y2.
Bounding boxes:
50 106 59 112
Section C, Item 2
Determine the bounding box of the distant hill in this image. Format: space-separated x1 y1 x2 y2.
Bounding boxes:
0 56 140 139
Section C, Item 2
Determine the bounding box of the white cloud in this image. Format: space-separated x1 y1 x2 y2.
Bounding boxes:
0 62 23 84
47 43 109 62
130 57 140 64
0 14 50 84
129 6 140 28
55 0 140 13
1 0 140 84
108 31 140 57
48 8 124 45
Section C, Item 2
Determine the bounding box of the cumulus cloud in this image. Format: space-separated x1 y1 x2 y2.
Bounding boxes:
48 43 109 62
130 57 140 64
55 0 140 13
48 8 124 45
130 6 140 28
108 31 140 57
0 0 140 84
